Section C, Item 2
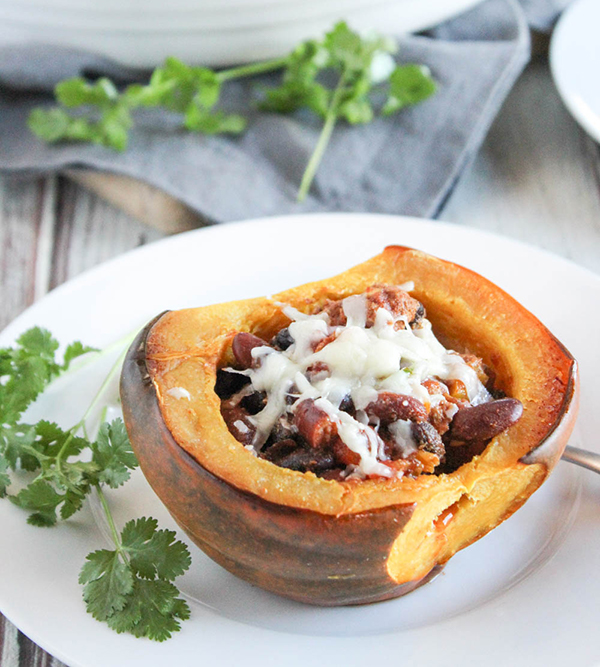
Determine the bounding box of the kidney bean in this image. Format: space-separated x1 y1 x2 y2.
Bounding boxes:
380 429 406 461
450 398 523 442
411 422 445 459
220 401 256 446
294 399 338 449
261 439 336 473
366 392 427 425
214 369 250 399
232 332 270 369
332 439 361 467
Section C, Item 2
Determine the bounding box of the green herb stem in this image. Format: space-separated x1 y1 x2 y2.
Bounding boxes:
297 72 347 202
216 57 289 83
55 337 132 470
96 484 129 565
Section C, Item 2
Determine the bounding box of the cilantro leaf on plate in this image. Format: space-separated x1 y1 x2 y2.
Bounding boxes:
0 456 10 497
121 517 192 581
9 479 64 527
80 549 134 621
92 419 138 489
80 516 191 641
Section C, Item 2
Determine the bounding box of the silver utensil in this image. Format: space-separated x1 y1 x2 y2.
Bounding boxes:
562 445 600 474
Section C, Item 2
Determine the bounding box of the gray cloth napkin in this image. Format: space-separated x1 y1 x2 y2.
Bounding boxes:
0 0 558 222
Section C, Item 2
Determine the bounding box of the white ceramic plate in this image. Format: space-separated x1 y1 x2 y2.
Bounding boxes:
1 214 599 667
0 0 484 66
550 0 600 143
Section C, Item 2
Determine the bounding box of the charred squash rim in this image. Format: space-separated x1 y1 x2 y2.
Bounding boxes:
128 246 578 519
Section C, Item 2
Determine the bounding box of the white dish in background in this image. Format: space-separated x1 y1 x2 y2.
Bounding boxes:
550 0 600 143
0 214 599 667
0 0 484 67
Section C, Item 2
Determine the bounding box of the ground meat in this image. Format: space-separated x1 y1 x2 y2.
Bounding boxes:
317 285 424 330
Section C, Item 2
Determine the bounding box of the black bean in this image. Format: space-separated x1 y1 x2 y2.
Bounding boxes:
271 416 296 442
339 394 355 415
214 369 251 399
240 391 267 415
261 439 336 473
410 303 426 326
272 327 294 351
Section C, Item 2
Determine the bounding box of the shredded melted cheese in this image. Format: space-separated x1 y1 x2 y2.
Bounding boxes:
243 293 490 478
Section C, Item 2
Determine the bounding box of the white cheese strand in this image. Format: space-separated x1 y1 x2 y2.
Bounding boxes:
242 292 492 476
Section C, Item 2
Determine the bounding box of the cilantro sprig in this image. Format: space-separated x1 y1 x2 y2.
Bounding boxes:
28 22 436 200
0 327 192 642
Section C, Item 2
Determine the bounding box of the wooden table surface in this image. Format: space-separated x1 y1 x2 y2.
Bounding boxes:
1 57 599 666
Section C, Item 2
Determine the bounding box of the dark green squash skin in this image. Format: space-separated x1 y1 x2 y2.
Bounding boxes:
120 317 441 606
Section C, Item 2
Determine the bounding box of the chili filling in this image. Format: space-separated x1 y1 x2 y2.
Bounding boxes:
217 285 523 481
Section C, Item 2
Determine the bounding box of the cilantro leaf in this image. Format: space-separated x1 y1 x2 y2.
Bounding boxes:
0 456 10 497
106 578 190 642
0 328 62 432
92 419 138 488
382 64 436 116
34 420 89 459
16 328 60 361
260 80 329 117
3 423 40 471
184 104 246 135
63 341 98 369
56 77 120 108
28 109 104 147
29 102 132 151
80 516 191 641
339 97 373 125
0 326 192 642
121 517 192 581
80 549 134 621
10 479 63 526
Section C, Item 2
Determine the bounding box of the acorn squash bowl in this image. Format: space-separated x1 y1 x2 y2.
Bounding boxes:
120 246 578 606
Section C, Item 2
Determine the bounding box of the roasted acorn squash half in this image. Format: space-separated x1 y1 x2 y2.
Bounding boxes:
120 246 578 605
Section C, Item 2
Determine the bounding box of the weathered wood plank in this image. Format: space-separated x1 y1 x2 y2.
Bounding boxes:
0 176 56 331
64 169 207 234
0 174 166 667
50 176 166 289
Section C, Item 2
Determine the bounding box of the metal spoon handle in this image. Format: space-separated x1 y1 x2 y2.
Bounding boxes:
562 445 600 474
